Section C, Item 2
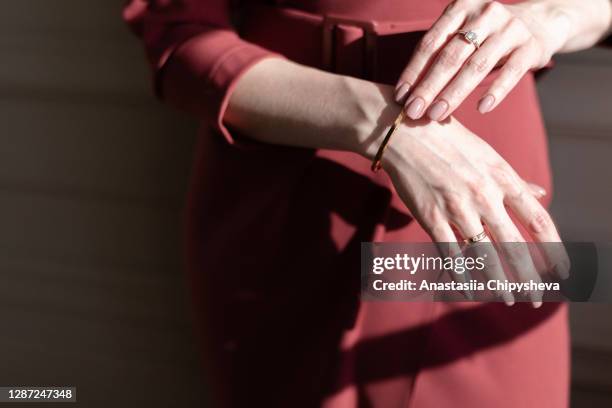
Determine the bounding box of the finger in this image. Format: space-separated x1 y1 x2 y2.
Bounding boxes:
404 35 480 120
405 2 511 120
526 182 547 199
470 235 516 306
451 212 515 305
427 222 475 300
491 164 570 279
477 42 536 113
483 207 543 307
394 2 467 103
504 185 571 280
429 222 463 256
430 17 530 120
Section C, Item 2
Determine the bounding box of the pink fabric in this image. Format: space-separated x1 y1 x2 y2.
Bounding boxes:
123 0 279 143
124 1 569 407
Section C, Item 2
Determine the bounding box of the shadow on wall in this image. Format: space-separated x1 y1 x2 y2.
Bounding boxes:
0 1 208 407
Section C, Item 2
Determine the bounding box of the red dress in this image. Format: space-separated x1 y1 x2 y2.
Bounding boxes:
124 1 569 407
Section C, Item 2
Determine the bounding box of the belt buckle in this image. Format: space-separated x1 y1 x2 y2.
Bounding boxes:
322 16 419 81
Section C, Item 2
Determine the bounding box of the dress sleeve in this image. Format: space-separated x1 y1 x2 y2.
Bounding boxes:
122 0 282 144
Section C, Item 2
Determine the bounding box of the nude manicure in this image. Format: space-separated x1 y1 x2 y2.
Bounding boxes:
502 292 515 307
429 100 449 121
395 83 411 103
478 94 495 114
406 97 425 119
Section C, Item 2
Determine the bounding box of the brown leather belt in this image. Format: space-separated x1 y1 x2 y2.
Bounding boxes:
241 5 435 84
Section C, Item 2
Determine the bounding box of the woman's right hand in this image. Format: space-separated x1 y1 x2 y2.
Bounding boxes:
377 115 569 306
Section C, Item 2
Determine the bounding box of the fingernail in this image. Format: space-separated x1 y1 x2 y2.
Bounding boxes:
554 260 570 280
528 183 547 197
478 94 495 114
533 301 543 309
501 292 514 306
428 100 449 121
406 97 425 119
395 83 411 103
535 187 547 197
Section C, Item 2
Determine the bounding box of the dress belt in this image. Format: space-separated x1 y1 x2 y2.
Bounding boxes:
240 5 435 84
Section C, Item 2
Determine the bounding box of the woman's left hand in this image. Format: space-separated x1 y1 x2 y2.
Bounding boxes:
395 0 568 120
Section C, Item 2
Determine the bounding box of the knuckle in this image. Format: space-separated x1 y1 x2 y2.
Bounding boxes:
529 209 552 233
463 172 487 195
507 16 527 33
490 163 523 197
418 32 438 54
483 215 504 232
527 39 551 66
473 185 502 212
483 0 503 15
466 55 490 73
506 185 528 205
505 61 525 76
471 189 491 210
444 192 469 220
438 47 463 68
419 203 445 227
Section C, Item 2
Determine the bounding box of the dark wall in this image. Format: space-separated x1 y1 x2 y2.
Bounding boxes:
0 1 205 406
538 48 612 406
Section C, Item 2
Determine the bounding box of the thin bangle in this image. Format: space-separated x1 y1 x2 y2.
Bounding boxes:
371 110 406 172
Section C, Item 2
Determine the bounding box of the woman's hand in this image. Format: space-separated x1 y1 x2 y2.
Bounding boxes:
224 58 570 306
394 0 571 120
376 115 570 306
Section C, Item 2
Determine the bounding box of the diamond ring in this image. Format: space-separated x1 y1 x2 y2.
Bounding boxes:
456 30 480 49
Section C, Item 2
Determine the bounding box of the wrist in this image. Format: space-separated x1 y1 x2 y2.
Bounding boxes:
383 116 459 175
338 76 403 160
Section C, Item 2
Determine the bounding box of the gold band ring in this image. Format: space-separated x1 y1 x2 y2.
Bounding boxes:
464 230 487 245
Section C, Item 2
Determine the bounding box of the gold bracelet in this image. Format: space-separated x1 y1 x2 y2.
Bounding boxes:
371 110 405 172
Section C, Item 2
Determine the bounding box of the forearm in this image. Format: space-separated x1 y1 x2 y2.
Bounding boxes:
224 58 400 159
513 0 612 54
